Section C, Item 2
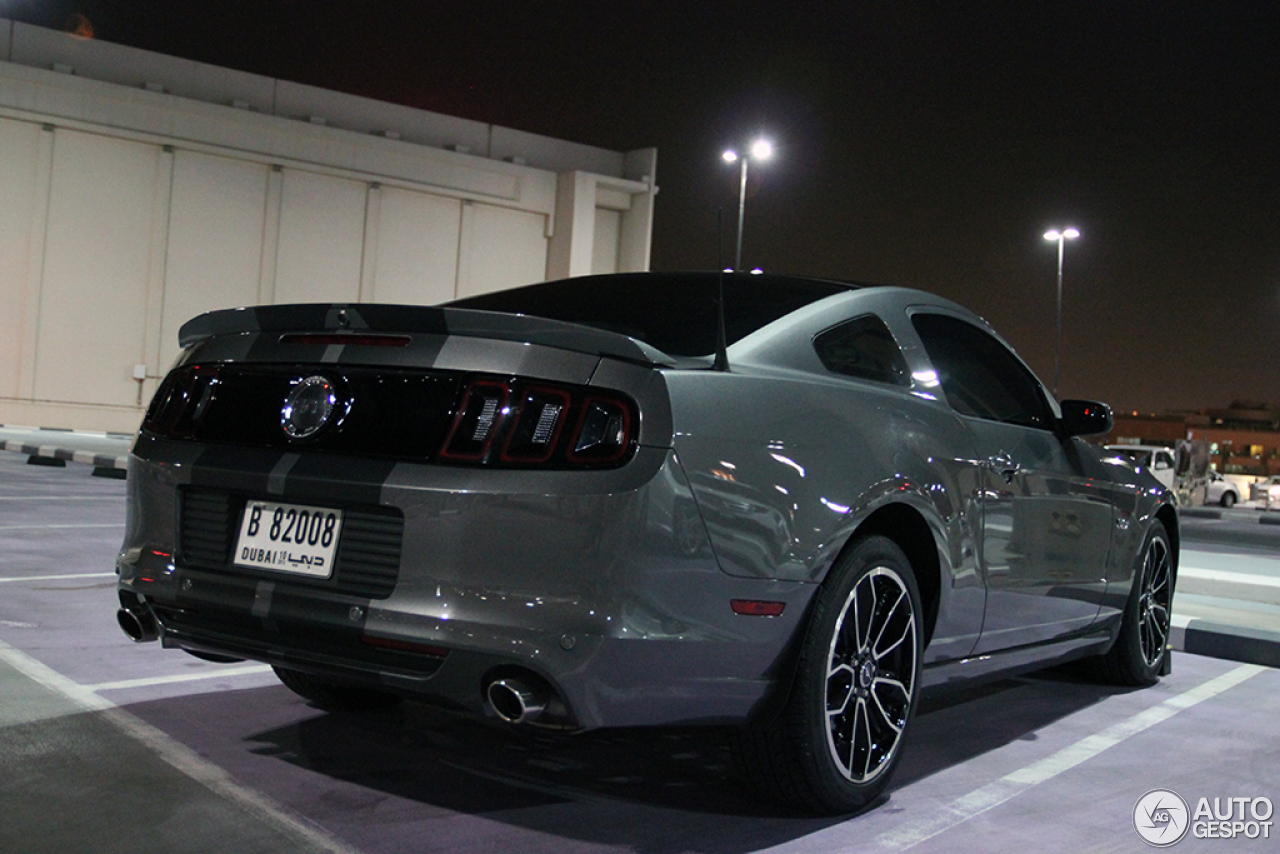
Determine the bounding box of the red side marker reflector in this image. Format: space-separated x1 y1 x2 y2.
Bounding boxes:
730 599 786 617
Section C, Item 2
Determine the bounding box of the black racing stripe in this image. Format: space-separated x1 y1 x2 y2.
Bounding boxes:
189 445 285 494
243 332 327 363
342 305 449 334
280 454 397 506
186 304 450 345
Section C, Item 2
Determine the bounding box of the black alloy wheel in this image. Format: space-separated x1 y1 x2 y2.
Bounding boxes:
1135 531 1174 671
1098 524 1174 686
732 535 922 814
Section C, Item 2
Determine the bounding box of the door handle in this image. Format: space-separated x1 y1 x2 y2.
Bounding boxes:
988 451 1021 484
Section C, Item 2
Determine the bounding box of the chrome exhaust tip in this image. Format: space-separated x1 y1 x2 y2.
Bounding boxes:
117 606 158 642
486 677 549 725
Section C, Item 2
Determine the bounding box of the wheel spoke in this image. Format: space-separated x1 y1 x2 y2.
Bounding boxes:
849 579 866 654
871 677 908 734
855 696 873 779
827 663 854 716
874 609 913 661
1151 568 1169 597
870 587 906 655
1147 607 1169 647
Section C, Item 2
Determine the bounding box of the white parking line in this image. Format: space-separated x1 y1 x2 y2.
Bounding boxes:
871 663 1266 851
0 572 116 583
0 639 357 854
1180 565 1280 588
85 664 274 692
0 523 124 530
0 495 123 500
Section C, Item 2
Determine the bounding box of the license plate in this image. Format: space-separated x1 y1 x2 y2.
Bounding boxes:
234 500 343 578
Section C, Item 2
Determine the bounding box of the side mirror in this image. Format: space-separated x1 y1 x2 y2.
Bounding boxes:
1060 399 1113 437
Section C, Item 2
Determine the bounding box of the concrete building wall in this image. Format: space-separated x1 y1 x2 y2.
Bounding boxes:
0 19 657 432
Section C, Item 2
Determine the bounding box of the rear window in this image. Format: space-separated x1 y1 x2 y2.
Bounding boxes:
450 273 853 357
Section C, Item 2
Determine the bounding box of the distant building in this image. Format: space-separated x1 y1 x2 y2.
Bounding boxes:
0 19 657 432
1104 401 1280 476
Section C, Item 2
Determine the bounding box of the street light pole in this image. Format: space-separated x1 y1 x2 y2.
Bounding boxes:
735 155 749 271
722 139 772 271
1043 227 1080 398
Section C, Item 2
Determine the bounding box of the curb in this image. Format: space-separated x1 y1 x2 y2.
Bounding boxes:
1178 507 1222 520
1 440 128 470
0 424 130 474
1170 618 1280 669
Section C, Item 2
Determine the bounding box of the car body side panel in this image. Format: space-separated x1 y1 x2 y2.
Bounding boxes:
664 368 986 664
967 422 1115 654
1095 456 1179 621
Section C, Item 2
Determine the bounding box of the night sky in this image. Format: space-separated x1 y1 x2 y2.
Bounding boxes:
6 1 1279 414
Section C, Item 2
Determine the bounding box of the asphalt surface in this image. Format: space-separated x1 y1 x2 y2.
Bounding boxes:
2 431 1279 853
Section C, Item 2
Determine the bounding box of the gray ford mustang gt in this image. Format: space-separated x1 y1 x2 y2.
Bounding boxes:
116 271 1177 813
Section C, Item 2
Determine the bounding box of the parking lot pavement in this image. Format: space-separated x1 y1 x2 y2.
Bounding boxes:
2 445 1280 853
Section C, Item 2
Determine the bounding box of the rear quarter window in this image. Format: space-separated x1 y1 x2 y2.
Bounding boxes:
813 315 911 387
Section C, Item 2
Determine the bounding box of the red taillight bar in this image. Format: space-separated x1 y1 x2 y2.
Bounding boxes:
439 379 510 462
439 377 637 469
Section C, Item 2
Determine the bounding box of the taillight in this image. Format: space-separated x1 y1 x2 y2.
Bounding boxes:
439 379 510 461
500 386 572 464
142 365 220 438
440 378 637 469
567 397 632 464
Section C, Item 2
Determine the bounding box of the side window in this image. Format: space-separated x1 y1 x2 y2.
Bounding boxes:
911 313 1053 429
813 314 911 387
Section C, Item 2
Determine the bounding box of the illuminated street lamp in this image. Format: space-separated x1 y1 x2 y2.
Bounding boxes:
722 139 773 271
1043 227 1080 398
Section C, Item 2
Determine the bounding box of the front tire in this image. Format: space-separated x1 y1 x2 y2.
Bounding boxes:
733 535 922 814
1221 491 1237 508
1098 524 1174 686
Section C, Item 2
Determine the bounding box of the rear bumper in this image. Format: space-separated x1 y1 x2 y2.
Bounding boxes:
118 436 816 729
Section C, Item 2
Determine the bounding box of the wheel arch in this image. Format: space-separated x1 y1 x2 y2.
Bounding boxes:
1156 503 1179 570
846 502 942 649
746 501 942 730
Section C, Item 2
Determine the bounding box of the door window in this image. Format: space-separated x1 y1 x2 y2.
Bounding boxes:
911 313 1053 430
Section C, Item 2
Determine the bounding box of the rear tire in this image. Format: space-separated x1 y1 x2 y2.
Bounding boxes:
1097 524 1174 686
733 535 922 814
273 666 403 711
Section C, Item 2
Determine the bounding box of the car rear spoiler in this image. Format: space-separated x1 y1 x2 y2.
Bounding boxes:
177 303 678 367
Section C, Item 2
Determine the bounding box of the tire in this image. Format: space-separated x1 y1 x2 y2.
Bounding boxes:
1220 491 1237 508
732 535 923 814
273 665 403 711
1098 524 1174 686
